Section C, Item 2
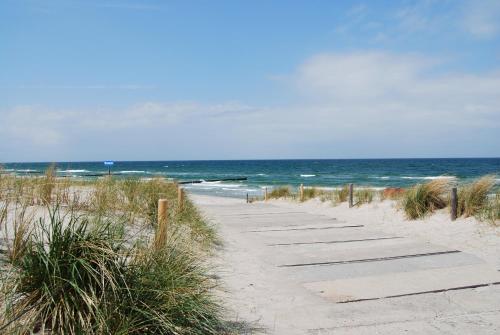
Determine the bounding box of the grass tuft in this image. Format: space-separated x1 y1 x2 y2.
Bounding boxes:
401 179 449 220
354 189 374 205
268 186 293 199
0 209 229 334
302 187 319 201
39 164 56 205
0 175 229 334
380 187 406 201
457 176 496 218
476 193 499 225
335 185 349 203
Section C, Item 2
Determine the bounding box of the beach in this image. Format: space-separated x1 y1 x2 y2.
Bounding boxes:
4 0 500 333
0 169 498 334
193 194 500 334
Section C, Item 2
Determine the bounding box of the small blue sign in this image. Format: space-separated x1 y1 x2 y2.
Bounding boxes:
104 161 114 166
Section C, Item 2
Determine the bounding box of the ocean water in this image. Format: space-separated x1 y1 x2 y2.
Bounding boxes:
1 159 499 198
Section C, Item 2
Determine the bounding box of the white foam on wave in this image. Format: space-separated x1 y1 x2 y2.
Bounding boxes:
167 172 199 176
120 170 146 174
16 169 38 172
371 176 390 180
188 181 245 189
401 176 456 180
300 174 316 178
60 169 88 173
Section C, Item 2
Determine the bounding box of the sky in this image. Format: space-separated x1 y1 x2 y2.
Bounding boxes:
1 0 499 162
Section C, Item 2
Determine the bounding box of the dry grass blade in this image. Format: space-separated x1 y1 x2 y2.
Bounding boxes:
457 175 496 218
268 186 293 199
335 185 349 203
402 179 450 220
354 189 374 205
0 175 230 334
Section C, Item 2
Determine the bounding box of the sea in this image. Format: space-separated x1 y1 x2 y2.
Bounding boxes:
1 159 499 198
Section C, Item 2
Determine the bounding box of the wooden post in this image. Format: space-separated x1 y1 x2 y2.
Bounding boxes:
451 187 457 221
246 193 249 203
349 183 354 208
300 184 304 202
155 199 168 250
177 186 184 212
264 187 268 201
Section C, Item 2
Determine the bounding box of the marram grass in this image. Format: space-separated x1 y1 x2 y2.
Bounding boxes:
335 185 349 203
476 193 500 224
354 189 374 205
457 175 495 218
268 186 293 199
0 167 230 334
401 179 449 220
0 209 230 335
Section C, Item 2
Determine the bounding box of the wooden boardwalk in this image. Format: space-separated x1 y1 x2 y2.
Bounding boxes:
193 196 500 334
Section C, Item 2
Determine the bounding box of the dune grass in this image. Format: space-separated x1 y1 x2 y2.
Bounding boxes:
262 184 375 207
0 170 229 334
354 189 375 206
267 186 293 199
301 187 319 201
457 175 495 218
380 187 406 201
1 210 228 334
476 193 500 224
401 179 450 219
335 185 349 203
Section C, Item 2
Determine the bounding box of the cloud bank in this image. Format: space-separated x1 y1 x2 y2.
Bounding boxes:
1 51 499 161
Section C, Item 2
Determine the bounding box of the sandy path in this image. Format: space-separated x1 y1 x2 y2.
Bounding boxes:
192 194 500 335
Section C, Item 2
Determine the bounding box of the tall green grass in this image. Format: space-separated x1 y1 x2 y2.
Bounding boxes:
457 175 495 218
335 185 349 203
0 168 229 334
267 186 293 199
476 193 500 224
401 179 449 219
0 210 228 334
302 187 319 201
354 189 374 205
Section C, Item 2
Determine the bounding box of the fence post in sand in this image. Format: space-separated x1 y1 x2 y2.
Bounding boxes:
264 188 268 201
349 183 354 208
177 186 184 213
246 193 249 203
300 184 304 202
451 187 458 221
155 199 168 250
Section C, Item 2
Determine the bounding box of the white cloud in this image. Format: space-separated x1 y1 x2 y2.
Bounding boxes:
0 102 258 147
296 52 436 100
462 0 500 38
292 51 500 132
1 51 499 160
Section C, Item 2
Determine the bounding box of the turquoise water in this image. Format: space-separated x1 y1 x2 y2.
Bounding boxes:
1 159 499 198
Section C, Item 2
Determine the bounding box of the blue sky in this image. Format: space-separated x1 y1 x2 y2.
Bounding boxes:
1 0 499 162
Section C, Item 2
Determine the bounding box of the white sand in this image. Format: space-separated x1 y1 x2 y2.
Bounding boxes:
268 198 500 269
192 194 500 334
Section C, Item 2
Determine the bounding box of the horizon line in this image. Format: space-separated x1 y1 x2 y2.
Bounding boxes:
2 157 500 164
